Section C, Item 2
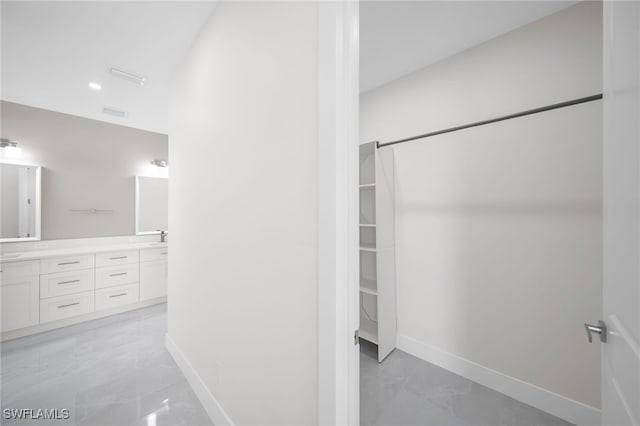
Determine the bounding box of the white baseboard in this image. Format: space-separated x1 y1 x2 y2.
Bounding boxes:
165 333 234 425
396 335 601 426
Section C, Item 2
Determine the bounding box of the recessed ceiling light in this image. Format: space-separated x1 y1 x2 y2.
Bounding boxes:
88 82 102 91
109 67 146 86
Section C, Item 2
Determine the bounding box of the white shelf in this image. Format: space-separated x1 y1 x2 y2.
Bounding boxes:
358 141 396 362
360 286 378 296
360 278 377 294
359 317 378 344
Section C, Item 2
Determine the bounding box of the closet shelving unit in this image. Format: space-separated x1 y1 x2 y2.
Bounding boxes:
359 141 397 362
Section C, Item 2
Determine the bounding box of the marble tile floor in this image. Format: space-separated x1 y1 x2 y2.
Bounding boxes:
360 340 574 426
1 303 213 426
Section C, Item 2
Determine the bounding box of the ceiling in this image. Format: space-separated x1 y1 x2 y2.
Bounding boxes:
2 1 578 132
1 1 217 134
360 1 578 93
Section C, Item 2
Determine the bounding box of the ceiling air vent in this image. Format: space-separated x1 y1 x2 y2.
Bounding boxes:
109 67 146 86
103 107 126 118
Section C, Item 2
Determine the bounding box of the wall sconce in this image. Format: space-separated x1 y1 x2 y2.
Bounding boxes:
150 159 168 168
0 138 22 159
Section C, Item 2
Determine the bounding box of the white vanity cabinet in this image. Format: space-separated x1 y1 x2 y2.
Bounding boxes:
39 254 96 322
0 260 40 332
94 250 140 311
96 283 139 311
0 243 168 340
140 248 168 300
40 291 95 323
39 268 95 299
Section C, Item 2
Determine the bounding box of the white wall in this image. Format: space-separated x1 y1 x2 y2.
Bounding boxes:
168 2 319 424
360 1 602 412
1 101 168 240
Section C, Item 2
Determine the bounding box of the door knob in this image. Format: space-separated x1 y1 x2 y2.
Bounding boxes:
584 320 607 343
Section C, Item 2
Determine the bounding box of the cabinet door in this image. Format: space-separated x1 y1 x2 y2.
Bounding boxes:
1 276 39 332
139 260 167 301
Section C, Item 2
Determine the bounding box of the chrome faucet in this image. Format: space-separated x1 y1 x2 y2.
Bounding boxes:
160 230 168 243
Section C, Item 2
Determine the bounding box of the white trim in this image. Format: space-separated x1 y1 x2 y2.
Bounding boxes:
134 175 168 236
0 159 40 167
0 159 41 243
135 176 140 235
317 2 360 425
396 335 601 426
165 333 233 426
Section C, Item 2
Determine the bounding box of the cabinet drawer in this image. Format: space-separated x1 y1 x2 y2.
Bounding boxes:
1 275 39 332
140 247 168 262
0 260 39 283
40 254 94 274
95 283 139 311
95 250 139 267
40 269 95 299
39 291 94 323
95 264 139 289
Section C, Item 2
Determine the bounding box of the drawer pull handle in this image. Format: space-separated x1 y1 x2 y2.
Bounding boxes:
160 252 167 255
109 293 128 298
58 261 80 266
58 279 80 285
109 256 128 260
58 302 80 309
109 272 128 277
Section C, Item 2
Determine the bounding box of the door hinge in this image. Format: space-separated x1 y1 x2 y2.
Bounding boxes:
354 330 360 345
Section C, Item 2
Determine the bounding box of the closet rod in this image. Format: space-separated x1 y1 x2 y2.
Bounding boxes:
376 93 603 149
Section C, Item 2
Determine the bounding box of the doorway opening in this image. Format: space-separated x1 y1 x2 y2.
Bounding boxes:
357 2 603 425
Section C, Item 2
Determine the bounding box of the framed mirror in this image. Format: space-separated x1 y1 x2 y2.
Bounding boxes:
135 176 168 235
0 160 41 242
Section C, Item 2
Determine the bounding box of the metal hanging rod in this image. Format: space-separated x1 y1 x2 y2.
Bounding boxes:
376 93 603 149
69 208 115 214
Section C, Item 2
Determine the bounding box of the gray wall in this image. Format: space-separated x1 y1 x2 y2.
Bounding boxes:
1 101 168 240
361 2 602 410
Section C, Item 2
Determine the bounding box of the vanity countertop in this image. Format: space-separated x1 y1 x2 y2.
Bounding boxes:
0 241 168 263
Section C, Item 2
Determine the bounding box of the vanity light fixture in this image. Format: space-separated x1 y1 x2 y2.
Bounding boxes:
110 67 146 86
0 138 22 159
150 159 168 168
88 82 102 91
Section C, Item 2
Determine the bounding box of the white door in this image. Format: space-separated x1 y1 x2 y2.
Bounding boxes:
601 2 640 425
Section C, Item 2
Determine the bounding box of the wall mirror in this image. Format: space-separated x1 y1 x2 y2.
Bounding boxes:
0 160 41 242
135 176 168 235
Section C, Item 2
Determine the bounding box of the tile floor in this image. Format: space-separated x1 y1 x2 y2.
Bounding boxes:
1 304 212 426
360 340 574 426
2 303 576 426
